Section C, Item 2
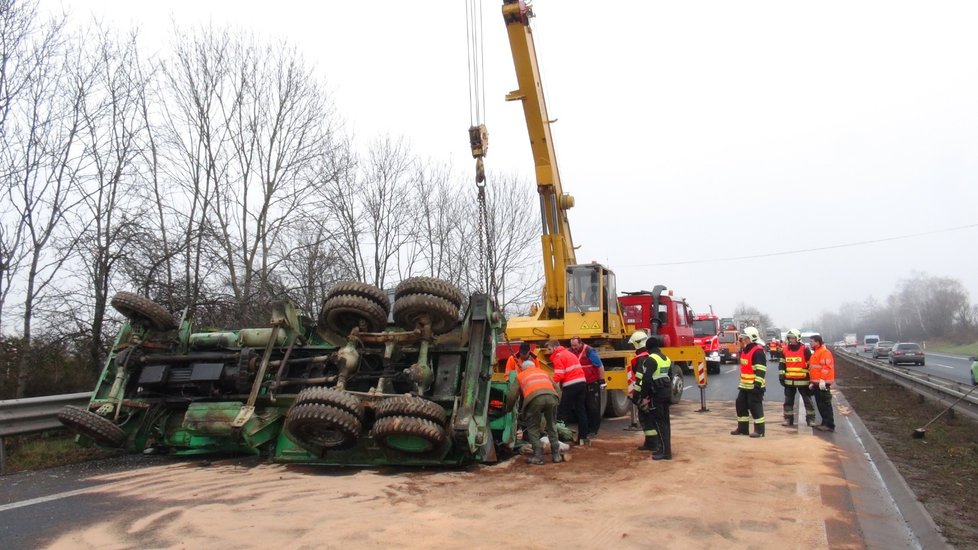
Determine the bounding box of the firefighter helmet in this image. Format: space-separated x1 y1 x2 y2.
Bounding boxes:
740 326 761 343
628 330 649 349
786 328 801 341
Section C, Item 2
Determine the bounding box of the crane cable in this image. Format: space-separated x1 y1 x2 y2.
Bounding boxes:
465 0 498 300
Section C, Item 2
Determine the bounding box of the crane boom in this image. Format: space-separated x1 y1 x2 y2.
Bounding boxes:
501 0 576 315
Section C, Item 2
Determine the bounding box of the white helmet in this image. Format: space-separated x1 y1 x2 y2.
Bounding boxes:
786 328 801 340
740 326 762 344
628 330 649 350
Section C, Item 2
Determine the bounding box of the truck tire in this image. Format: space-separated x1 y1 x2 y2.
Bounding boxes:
392 294 459 334
284 402 361 452
57 405 127 448
604 389 631 418
375 395 447 426
371 415 447 454
320 294 388 334
395 277 463 308
110 291 176 331
326 281 390 314
293 387 364 419
670 364 685 405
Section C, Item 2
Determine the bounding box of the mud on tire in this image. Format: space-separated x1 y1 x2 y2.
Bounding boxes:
320 294 388 334
395 277 463 308
375 395 447 426
392 294 459 334
293 387 364 419
284 402 361 452
57 405 127 448
371 415 447 454
326 281 390 314
110 291 176 331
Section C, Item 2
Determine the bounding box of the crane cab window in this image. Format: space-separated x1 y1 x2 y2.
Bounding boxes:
567 266 601 312
605 271 617 314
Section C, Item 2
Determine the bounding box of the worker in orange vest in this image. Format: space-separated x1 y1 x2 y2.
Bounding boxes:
504 342 538 375
779 329 815 427
807 334 835 432
547 339 589 445
731 327 767 438
570 336 605 438
507 359 562 464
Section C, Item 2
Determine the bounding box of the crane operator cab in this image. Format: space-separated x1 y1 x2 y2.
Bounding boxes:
565 263 621 338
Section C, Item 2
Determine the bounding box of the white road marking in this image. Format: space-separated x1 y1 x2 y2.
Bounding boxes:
931 363 955 370
926 352 972 360
0 487 96 513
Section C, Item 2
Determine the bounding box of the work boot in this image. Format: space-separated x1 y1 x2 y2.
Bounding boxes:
750 424 766 438
781 417 794 427
805 416 816 427
527 448 545 465
648 435 663 456
551 448 563 463
653 438 672 460
637 435 654 450
730 420 749 435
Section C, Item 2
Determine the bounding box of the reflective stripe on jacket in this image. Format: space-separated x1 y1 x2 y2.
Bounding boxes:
808 346 835 384
639 351 672 400
550 346 586 387
781 344 809 383
517 365 558 403
739 344 767 390
627 350 649 393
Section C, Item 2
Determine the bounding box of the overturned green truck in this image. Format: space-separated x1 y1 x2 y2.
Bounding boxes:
58 278 517 466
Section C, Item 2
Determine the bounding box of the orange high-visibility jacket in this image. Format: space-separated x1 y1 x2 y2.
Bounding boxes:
808 346 835 384
550 346 587 387
517 365 558 403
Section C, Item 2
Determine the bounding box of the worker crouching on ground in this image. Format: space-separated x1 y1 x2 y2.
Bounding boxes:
634 335 674 460
547 339 589 445
508 359 563 464
779 328 815 427
808 335 836 432
731 326 767 438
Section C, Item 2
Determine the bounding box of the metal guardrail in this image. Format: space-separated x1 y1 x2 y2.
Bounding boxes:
0 392 92 474
835 348 978 423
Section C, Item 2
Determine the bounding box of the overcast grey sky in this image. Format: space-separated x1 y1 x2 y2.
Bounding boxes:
47 0 978 329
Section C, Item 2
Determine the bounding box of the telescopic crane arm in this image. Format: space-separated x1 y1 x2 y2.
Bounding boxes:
501 0 576 318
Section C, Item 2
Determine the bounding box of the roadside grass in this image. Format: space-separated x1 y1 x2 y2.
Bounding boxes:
2 431 118 475
925 340 978 357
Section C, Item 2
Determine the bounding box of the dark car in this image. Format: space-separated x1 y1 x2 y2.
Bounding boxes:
871 341 895 359
888 342 925 366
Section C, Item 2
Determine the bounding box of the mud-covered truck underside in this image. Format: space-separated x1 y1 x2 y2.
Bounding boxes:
58 279 517 466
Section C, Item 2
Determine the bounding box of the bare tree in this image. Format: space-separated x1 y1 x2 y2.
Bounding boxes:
67 24 150 372
357 135 415 289
4 12 91 396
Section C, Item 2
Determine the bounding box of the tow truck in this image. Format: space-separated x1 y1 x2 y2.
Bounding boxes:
481 1 704 416
692 313 723 374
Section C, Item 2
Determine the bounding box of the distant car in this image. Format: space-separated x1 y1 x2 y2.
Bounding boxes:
863 334 880 352
888 342 925 366
971 356 977 385
871 341 895 359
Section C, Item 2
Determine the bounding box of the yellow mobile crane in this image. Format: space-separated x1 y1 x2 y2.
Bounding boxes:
471 1 705 414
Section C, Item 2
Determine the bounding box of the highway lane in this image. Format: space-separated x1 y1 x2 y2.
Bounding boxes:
848 347 976 386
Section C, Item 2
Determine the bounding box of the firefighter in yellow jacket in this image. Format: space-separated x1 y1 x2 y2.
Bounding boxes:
779 329 815 427
731 327 767 437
